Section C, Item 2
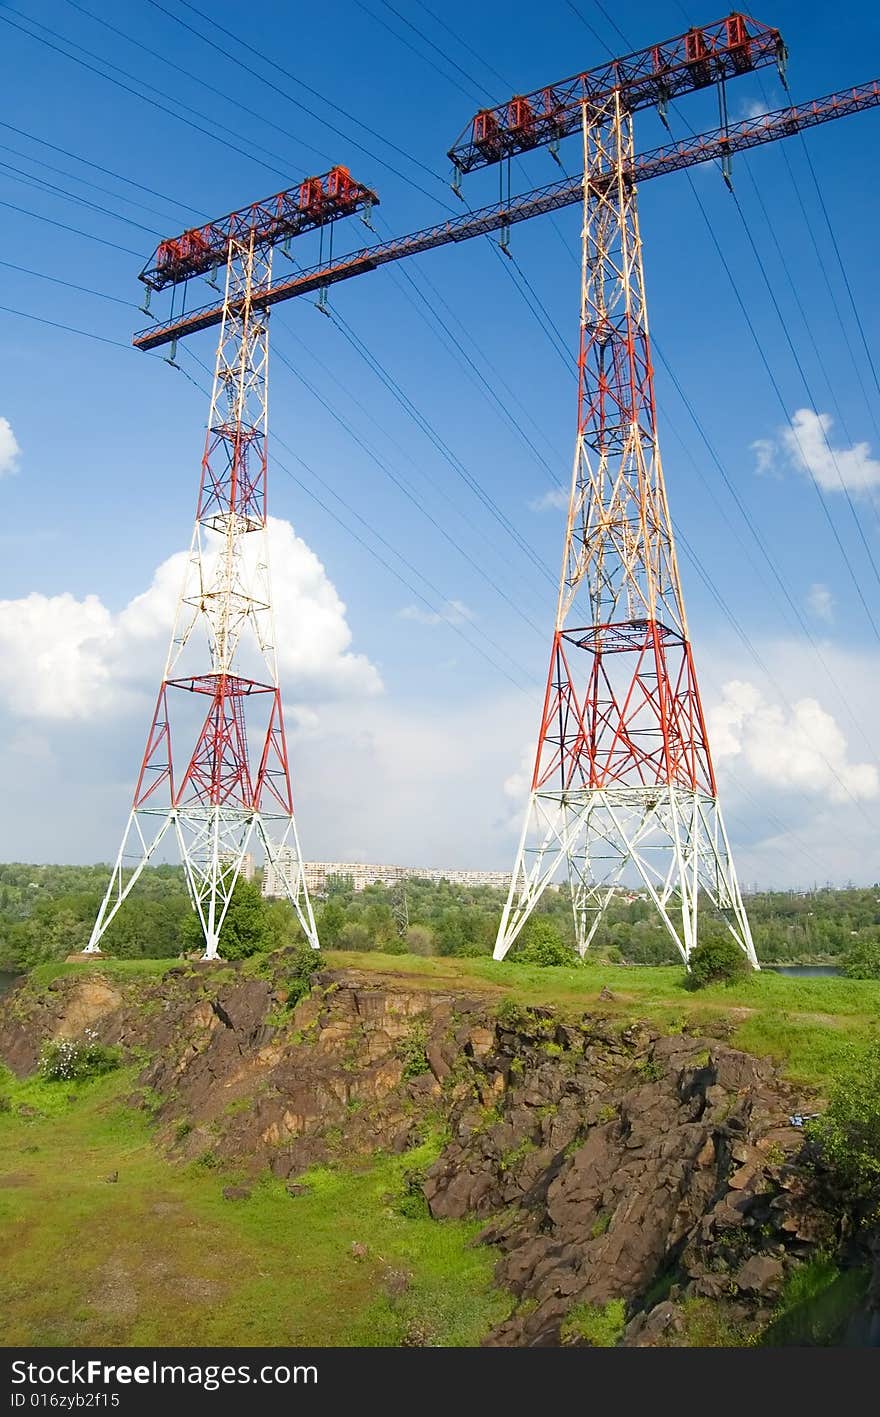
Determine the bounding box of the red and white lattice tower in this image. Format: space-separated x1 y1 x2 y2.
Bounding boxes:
86 170 377 958
495 93 757 967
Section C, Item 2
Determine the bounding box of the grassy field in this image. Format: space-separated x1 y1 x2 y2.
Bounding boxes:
0 1064 508 1346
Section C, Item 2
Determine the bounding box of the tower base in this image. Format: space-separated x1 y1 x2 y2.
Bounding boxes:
84 806 319 959
495 784 757 968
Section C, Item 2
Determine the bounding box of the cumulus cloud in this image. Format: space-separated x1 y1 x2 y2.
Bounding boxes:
709 679 878 802
398 599 474 626
750 437 777 478
0 517 381 721
529 487 569 512
0 417 21 476
754 408 880 493
740 97 769 120
807 582 834 623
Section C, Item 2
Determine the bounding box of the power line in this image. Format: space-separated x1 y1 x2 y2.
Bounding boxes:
0 258 137 307
175 347 538 692
0 195 142 256
372 219 566 489
0 9 299 187
0 156 161 237
352 0 484 106
139 0 453 208
0 138 185 226
169 0 450 188
729 185 880 595
0 117 202 220
62 0 337 171
412 0 515 91
0 301 130 348
272 340 547 640
328 306 556 583
681 166 880 648
376 0 494 101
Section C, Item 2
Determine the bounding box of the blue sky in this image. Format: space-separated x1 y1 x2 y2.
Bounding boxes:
1 0 880 886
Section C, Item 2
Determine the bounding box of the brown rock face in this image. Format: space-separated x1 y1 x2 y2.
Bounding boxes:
0 962 835 1346
423 1031 823 1347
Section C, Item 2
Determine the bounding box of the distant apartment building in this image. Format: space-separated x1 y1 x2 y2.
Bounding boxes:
261 852 511 898
217 851 254 882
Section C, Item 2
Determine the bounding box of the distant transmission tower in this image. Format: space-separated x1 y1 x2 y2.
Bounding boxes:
85 169 377 959
495 92 757 967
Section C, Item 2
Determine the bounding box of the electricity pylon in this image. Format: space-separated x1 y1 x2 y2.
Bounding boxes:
86 170 377 958
495 94 757 968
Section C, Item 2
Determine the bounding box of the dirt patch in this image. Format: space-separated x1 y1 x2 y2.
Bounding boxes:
0 1172 34 1188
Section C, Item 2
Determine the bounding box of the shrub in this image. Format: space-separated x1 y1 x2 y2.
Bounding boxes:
395 1164 429 1219
514 918 578 968
495 998 529 1029
396 1021 430 1079
686 934 750 990
404 924 435 956
39 1029 121 1082
560 1298 626 1346
841 940 880 979
807 1043 880 1222
285 943 323 1007
336 922 372 952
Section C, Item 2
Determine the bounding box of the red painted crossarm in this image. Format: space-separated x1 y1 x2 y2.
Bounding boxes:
133 81 880 351
447 11 783 174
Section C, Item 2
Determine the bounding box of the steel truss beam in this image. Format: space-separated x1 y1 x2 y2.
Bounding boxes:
132 81 880 351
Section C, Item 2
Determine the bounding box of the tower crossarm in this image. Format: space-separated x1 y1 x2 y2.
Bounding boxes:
140 166 379 291
133 80 880 352
447 11 784 175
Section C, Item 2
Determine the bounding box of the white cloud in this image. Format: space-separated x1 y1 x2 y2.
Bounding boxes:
398 599 474 626
0 517 381 721
740 97 768 120
807 582 834 622
529 487 569 512
709 678 878 803
750 437 777 478
0 417 21 477
755 408 880 493
785 408 880 493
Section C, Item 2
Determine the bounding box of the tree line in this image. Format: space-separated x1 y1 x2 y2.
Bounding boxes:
1 862 879 973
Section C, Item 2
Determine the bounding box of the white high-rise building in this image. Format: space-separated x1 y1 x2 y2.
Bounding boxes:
261 854 511 898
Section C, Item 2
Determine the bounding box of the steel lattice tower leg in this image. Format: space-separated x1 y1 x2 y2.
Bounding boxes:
495 94 757 969
86 231 319 959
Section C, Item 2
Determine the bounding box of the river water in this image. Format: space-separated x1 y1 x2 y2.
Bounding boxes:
0 972 19 998
763 964 843 977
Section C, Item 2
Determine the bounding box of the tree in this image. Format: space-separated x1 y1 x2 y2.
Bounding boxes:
513 916 577 967
686 932 750 989
336 921 372 951
842 940 880 979
808 1044 880 1223
316 898 347 947
405 924 435 956
180 878 274 960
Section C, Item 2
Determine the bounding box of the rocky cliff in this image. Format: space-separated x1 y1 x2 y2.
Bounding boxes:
0 956 846 1346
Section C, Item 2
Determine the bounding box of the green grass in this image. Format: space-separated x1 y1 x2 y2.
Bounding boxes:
560 1298 626 1346
0 1066 508 1347
27 957 181 990
760 1256 870 1346
323 951 880 1090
